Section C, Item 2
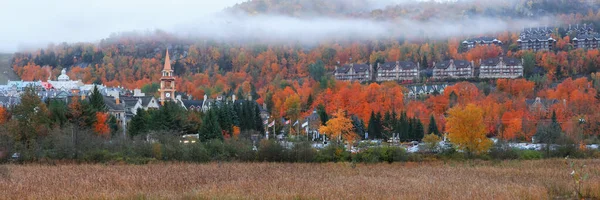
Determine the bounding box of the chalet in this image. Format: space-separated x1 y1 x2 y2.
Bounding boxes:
572 34 600 49
526 97 561 113
479 57 523 79
376 61 419 81
406 84 448 98
567 23 595 36
0 96 20 107
181 100 204 111
518 27 556 52
433 60 474 79
461 37 502 50
334 63 372 82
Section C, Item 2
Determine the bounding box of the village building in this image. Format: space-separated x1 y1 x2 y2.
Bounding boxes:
376 61 419 81
433 60 474 79
334 63 372 82
572 34 600 49
479 57 523 79
405 84 448 98
159 49 176 104
461 37 502 50
518 27 557 51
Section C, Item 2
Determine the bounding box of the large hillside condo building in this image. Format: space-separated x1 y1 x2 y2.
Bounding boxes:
433 59 474 79
517 27 557 52
479 57 523 79
334 63 372 82
376 61 419 81
461 37 502 50
571 24 600 49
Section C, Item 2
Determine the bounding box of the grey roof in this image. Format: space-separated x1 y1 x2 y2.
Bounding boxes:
525 98 559 108
103 96 125 111
352 64 370 73
398 61 417 70
463 37 501 44
504 57 522 66
481 57 522 66
379 62 397 70
139 96 153 107
435 60 471 69
181 100 203 108
336 63 370 73
573 34 600 40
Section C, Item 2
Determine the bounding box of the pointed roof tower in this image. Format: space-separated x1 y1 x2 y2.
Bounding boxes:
163 48 172 72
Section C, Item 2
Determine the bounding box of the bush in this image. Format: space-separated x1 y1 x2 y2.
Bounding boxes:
353 147 408 163
83 150 118 163
287 141 317 162
488 141 519 160
223 139 256 162
257 140 285 162
315 142 350 162
518 150 543 160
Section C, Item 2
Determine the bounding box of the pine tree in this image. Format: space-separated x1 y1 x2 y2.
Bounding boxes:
108 115 119 136
89 85 106 112
128 108 148 138
368 111 377 140
304 94 314 112
415 118 425 141
199 109 223 141
317 104 328 126
428 115 440 136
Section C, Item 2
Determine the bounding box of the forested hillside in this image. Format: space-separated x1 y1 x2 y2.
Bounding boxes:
8 0 600 142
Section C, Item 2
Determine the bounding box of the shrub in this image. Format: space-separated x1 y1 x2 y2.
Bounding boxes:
83 150 117 163
151 143 162 160
287 141 317 162
257 140 285 162
518 150 543 160
315 142 350 162
223 139 256 162
488 141 519 160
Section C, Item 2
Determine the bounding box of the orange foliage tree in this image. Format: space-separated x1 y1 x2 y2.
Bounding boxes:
94 112 111 138
319 110 357 148
446 104 492 155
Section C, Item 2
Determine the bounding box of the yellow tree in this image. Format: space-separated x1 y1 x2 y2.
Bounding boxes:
319 110 357 148
446 104 492 155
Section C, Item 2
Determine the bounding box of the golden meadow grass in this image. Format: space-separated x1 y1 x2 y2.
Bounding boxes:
1 159 599 199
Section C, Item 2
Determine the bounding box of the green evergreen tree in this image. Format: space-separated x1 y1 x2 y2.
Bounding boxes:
428 115 440 136
89 85 106 112
317 104 328 126
128 108 148 138
199 109 223 141
414 118 425 141
48 99 68 127
108 115 119 136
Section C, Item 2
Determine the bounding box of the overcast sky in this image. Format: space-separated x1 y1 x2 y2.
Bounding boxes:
0 0 248 53
0 0 548 53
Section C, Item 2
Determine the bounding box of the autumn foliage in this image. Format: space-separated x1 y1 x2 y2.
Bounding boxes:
319 110 357 144
94 112 111 138
446 104 492 155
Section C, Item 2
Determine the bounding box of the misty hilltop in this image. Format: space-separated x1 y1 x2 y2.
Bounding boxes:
227 0 600 20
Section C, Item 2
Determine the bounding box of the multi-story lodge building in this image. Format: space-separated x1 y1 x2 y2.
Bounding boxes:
334 63 372 82
376 61 419 81
433 59 474 79
572 34 600 49
479 57 523 79
461 37 502 50
517 27 557 52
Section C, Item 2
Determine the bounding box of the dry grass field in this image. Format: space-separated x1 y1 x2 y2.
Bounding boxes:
1 159 599 199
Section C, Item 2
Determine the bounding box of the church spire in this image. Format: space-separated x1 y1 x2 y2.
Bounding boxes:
163 48 172 72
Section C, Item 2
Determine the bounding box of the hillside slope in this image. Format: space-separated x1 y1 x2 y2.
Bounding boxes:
0 54 18 84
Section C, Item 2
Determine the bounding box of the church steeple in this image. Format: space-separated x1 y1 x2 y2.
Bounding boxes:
163 48 172 72
159 48 176 105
